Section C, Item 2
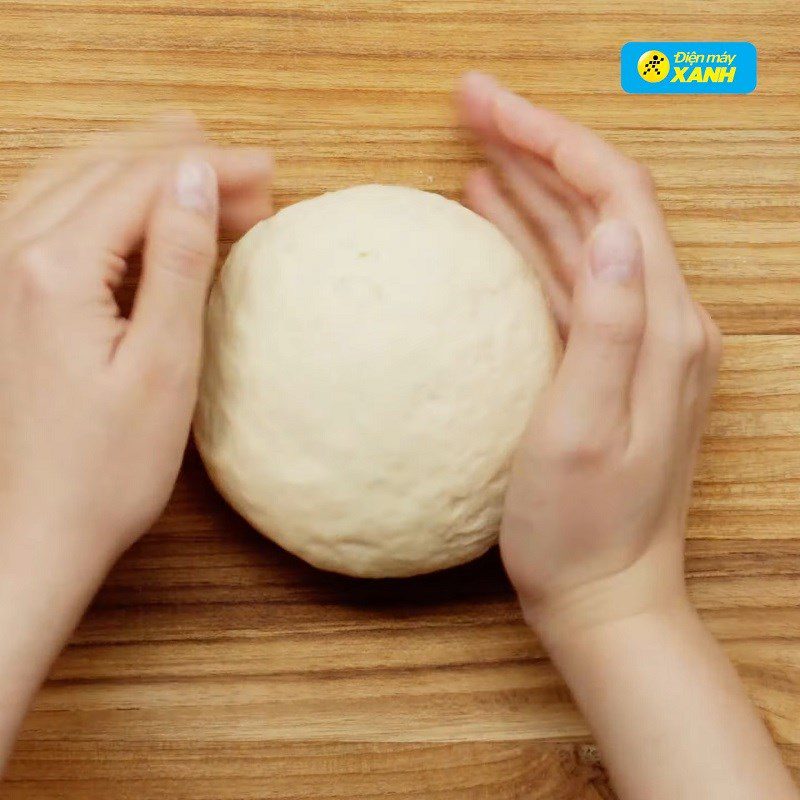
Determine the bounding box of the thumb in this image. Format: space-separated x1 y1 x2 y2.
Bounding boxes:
122 156 219 377
550 219 646 438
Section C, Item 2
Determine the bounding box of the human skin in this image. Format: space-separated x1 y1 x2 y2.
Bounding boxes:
459 71 799 800
0 114 273 768
0 90 796 798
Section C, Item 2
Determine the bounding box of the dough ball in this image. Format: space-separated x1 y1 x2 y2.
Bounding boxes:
195 184 559 578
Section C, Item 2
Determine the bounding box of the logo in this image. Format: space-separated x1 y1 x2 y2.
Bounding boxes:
637 50 670 82
621 42 757 94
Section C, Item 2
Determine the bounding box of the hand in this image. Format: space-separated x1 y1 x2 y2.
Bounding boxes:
0 114 273 568
458 73 722 634
458 73 799 800
0 115 274 769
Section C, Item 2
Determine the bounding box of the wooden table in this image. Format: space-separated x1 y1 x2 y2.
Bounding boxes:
1 2 799 797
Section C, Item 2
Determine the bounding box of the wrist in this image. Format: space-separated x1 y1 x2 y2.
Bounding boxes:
521 547 690 654
536 584 696 665
0 511 116 768
0 508 118 591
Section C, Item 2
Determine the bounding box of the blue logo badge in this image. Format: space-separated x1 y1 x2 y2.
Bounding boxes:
621 42 757 94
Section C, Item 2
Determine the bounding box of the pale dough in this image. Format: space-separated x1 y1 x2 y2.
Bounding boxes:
194 184 559 578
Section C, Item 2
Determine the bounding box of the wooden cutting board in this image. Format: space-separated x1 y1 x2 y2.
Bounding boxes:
1 2 799 797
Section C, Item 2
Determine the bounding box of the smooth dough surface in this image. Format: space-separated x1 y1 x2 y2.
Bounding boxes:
195 184 559 578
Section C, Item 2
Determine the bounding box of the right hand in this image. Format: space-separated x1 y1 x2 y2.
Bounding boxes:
458 73 722 635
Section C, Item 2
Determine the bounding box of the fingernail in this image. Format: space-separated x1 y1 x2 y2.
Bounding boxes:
589 220 641 283
175 156 217 214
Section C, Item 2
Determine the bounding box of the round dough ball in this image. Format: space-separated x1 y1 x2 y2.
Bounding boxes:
195 184 559 578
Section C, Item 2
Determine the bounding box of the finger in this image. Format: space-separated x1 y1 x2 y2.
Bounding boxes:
0 112 204 223
486 144 587 286
117 156 219 376
474 80 707 454
50 146 272 266
459 72 594 223
91 110 204 152
503 150 596 235
490 87 636 206
464 166 571 330
211 147 274 234
550 220 646 439
489 86 692 359
489 86 680 266
458 70 503 141
513 153 597 234
74 110 206 163
3 159 125 247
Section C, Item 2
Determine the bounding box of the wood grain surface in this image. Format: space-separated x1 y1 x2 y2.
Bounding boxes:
1 1 799 798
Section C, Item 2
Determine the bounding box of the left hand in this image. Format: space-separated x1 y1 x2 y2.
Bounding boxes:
0 114 273 568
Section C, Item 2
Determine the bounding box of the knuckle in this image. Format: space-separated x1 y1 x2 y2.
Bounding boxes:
697 304 723 364
151 229 215 279
539 416 611 468
14 239 56 272
657 311 708 366
583 309 643 347
624 159 656 194
10 240 60 301
134 338 199 396
683 320 707 362
558 437 608 468
707 315 722 346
